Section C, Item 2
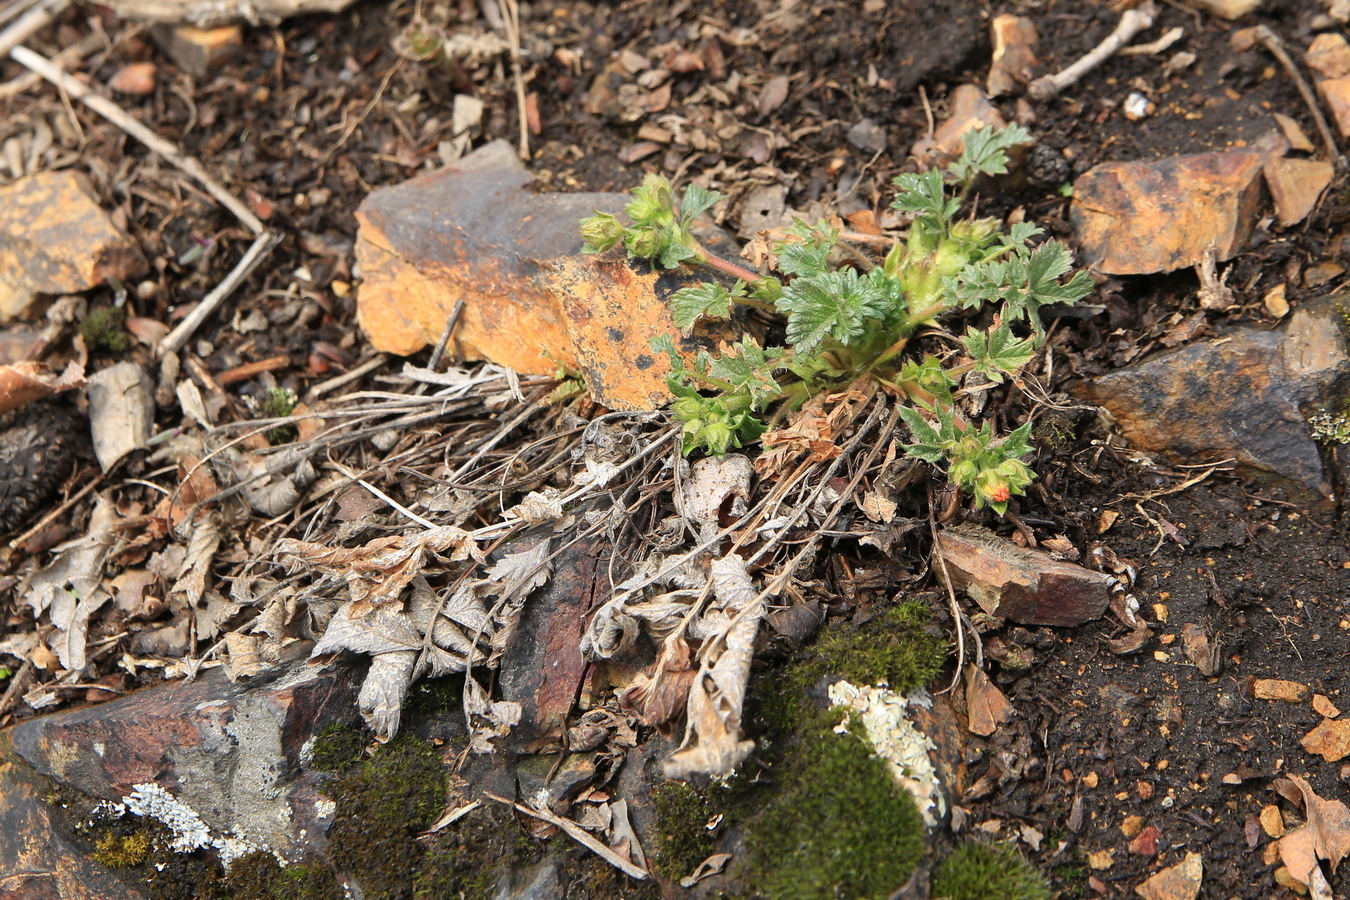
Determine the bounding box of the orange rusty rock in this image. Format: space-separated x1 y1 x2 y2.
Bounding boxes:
1070 151 1266 275
0 171 146 321
1265 157 1333 228
355 140 740 410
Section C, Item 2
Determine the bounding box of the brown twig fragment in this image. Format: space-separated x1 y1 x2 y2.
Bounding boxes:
1028 1 1158 101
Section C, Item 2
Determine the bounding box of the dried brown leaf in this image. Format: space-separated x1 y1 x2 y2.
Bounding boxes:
965 665 1014 737
0 360 84 414
277 525 476 608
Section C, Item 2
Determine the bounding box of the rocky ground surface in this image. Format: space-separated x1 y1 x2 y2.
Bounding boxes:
3 0 1350 899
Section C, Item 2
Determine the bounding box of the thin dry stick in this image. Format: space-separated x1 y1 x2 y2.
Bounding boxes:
157 230 284 356
0 0 66 57
0 31 103 100
1252 25 1343 166
483 793 649 880
1028 1 1157 101
9 44 267 235
498 0 530 159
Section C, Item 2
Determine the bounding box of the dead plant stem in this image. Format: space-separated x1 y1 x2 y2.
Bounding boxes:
1028 1 1157 101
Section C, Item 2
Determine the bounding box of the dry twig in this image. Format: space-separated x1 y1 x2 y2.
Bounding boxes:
483 793 649 880
1028 1 1158 100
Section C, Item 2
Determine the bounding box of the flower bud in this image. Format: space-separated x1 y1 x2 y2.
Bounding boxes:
580 213 624 252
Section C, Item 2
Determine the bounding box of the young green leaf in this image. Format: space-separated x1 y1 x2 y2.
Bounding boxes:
679 183 727 225
778 268 888 354
897 405 946 464
891 170 960 230
961 321 1036 383
669 281 745 332
774 219 839 278
707 339 787 408
946 124 1033 184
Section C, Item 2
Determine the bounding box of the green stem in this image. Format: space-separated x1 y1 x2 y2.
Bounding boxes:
691 243 764 285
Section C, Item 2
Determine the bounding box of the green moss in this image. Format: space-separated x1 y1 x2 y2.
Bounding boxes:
308 722 367 773
324 731 447 900
650 781 719 882
93 829 152 867
258 387 299 444
412 803 538 899
222 852 342 900
930 840 1051 900
80 305 130 352
747 717 925 899
757 598 947 734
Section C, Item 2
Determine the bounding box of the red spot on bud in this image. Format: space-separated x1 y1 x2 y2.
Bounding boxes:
987 484 1010 503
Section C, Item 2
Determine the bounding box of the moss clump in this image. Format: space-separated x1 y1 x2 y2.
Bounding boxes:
222 851 342 900
93 829 152 867
257 386 299 444
80 305 131 352
748 718 925 898
324 731 447 900
308 722 367 773
412 803 539 899
930 841 1051 900
650 781 720 882
758 599 947 734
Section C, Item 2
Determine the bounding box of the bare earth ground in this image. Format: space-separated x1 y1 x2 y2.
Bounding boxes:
3 0 1350 897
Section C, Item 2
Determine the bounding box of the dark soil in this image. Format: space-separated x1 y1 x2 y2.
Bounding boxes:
3 0 1350 898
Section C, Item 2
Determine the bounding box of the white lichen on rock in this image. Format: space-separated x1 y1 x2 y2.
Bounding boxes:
827 680 946 827
122 782 260 865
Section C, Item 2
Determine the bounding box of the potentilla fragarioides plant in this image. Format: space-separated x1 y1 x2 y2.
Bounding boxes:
581 126 1093 515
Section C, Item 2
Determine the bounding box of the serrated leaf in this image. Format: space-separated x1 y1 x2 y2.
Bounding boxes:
778 268 888 354
774 219 838 278
707 340 786 408
669 281 743 331
947 124 1032 184
679 183 727 225
962 322 1036 383
897 405 945 463
1001 420 1034 458
891 170 960 226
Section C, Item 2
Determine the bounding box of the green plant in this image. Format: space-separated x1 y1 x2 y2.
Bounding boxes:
581 126 1091 514
255 386 299 445
81 305 130 352
931 840 1051 900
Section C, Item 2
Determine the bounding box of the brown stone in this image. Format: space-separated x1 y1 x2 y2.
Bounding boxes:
0 734 149 900
496 538 602 752
1265 158 1333 228
151 24 243 78
354 140 736 410
1306 33 1350 80
0 171 145 321
936 524 1112 626
1306 35 1350 138
1073 301 1349 497
6 644 361 860
1070 151 1266 275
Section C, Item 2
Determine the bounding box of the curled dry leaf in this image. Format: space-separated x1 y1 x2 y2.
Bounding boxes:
0 360 84 414
277 524 476 611
664 553 765 780
677 453 752 540
22 495 120 671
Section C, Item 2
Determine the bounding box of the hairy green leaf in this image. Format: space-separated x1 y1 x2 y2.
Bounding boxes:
669 281 744 332
707 340 787 408
774 219 839 278
778 268 888 354
946 124 1032 185
891 170 960 229
962 322 1036 383
679 183 727 225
